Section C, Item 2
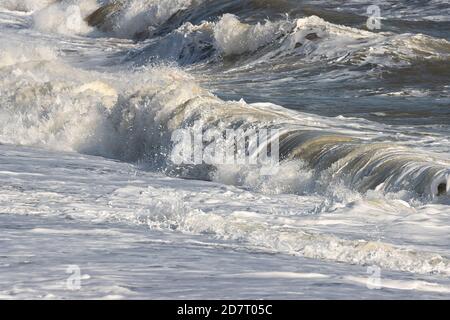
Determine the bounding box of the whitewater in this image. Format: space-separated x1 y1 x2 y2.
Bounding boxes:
0 0 449 299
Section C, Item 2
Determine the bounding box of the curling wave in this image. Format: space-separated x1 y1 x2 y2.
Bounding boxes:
0 42 448 200
128 14 450 70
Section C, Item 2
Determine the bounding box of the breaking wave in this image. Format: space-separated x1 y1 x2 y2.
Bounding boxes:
0 41 448 201
128 14 450 73
1 0 449 277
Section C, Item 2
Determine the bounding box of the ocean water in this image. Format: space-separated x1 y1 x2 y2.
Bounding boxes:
0 0 449 299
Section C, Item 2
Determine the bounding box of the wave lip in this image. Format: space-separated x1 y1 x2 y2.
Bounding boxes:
213 13 287 56
131 187 450 275
0 0 57 12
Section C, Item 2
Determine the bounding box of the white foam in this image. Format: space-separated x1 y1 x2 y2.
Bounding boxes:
214 14 287 56
109 0 196 38
0 0 56 12
0 42 57 68
1 43 448 201
32 0 98 36
212 160 315 195
212 14 450 68
1 0 450 300
233 272 330 279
